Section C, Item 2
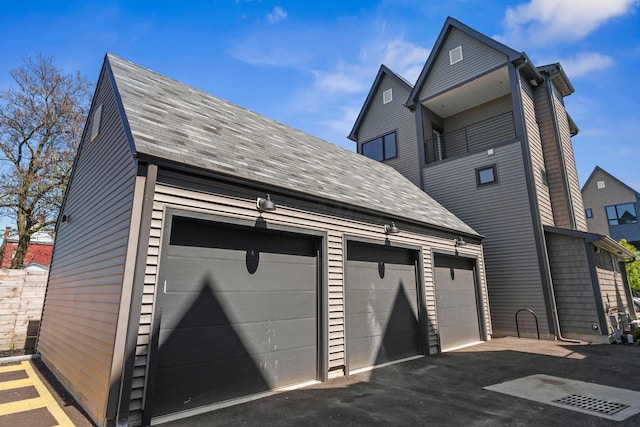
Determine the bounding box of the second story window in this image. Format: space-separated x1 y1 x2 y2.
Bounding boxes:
362 132 397 161
605 203 638 225
476 164 497 186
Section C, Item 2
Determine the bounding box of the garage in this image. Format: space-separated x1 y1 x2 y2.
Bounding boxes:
434 254 481 351
345 241 423 372
148 216 321 418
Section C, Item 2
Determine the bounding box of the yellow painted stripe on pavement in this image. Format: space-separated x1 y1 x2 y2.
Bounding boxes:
0 364 25 373
0 396 46 416
21 361 75 426
0 377 33 391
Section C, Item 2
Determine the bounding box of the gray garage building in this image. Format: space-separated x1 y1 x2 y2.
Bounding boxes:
37 54 490 426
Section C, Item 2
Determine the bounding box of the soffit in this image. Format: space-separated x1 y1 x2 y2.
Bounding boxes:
422 66 510 118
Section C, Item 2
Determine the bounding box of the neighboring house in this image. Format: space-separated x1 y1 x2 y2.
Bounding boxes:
0 227 54 269
581 166 640 248
349 17 635 344
37 54 491 426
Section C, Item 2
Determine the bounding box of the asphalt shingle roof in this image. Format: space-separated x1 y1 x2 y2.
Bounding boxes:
106 54 478 236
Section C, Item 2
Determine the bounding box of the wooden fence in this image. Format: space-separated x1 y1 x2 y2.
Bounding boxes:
0 269 48 352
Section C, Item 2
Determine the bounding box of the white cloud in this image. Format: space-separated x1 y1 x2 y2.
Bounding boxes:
381 39 430 82
499 0 638 45
267 6 287 24
294 36 428 113
560 52 615 78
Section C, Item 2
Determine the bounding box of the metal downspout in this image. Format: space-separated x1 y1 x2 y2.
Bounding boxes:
514 58 580 343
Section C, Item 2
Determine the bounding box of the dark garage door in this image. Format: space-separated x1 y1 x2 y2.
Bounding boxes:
434 255 480 352
345 242 421 372
150 216 319 418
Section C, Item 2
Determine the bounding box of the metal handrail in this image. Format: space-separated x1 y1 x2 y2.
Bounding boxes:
424 111 515 164
515 308 540 340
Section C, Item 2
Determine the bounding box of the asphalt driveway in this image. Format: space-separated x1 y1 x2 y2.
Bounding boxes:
158 338 640 427
3 337 639 426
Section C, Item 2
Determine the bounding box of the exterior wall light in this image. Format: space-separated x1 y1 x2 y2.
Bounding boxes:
256 194 276 212
454 237 468 247
384 222 400 234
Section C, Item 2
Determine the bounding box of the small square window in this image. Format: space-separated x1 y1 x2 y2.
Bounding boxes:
585 208 593 218
476 165 497 186
597 180 605 189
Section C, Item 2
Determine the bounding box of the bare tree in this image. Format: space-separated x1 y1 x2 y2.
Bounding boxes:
0 54 91 268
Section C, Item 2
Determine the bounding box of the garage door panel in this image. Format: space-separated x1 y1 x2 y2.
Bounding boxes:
346 289 419 315
160 290 316 328
157 317 317 367
434 255 481 352
152 219 319 418
346 262 417 290
346 243 421 371
153 354 271 415
165 253 317 293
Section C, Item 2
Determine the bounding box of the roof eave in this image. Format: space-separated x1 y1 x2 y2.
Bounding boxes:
348 65 413 141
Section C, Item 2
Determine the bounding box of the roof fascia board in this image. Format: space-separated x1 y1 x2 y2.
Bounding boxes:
544 225 636 259
105 54 138 157
348 65 412 141
406 16 521 108
537 63 575 95
581 166 640 196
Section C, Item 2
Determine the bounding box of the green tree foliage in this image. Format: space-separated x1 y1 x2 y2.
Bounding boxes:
619 239 640 293
0 55 91 268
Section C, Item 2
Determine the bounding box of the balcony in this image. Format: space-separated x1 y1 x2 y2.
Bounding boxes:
424 111 516 164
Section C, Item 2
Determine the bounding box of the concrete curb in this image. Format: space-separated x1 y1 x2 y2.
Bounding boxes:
0 353 40 364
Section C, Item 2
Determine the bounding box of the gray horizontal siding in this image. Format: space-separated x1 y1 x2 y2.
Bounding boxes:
582 169 640 238
357 75 420 186
545 233 599 337
423 141 550 337
130 174 490 417
421 27 508 100
38 67 137 424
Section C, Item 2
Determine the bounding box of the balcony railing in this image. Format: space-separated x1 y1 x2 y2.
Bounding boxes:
424 111 516 164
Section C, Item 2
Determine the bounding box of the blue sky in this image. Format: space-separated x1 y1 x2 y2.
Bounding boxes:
1 0 639 230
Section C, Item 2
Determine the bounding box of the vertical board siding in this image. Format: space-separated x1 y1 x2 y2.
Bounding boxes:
129 179 490 414
534 85 570 227
357 75 420 186
421 28 508 100
38 68 137 424
545 233 599 337
521 81 554 226
552 87 588 231
424 141 550 337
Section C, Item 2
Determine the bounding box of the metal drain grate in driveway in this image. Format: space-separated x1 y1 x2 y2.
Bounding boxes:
553 394 629 416
484 374 640 422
